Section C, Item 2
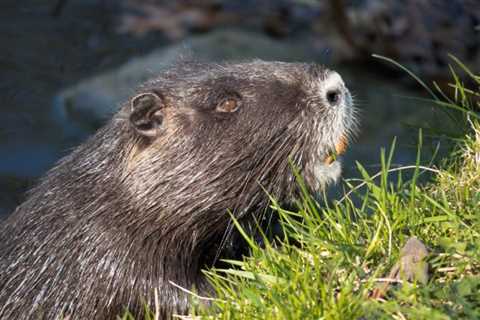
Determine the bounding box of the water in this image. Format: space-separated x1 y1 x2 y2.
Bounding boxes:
0 0 169 216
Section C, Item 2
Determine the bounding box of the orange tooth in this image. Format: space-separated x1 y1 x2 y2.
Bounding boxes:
335 135 348 156
324 156 334 165
324 136 348 165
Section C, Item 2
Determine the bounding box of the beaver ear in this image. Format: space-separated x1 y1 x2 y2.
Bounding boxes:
129 92 165 137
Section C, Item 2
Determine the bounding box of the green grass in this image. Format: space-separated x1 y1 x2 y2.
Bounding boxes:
185 58 480 319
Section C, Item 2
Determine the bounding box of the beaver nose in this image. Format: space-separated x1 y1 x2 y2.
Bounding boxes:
322 71 346 107
326 89 341 105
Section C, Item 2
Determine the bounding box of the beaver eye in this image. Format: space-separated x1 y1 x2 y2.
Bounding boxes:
216 98 240 113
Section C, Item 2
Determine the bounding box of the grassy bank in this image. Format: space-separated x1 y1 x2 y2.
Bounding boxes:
188 58 480 319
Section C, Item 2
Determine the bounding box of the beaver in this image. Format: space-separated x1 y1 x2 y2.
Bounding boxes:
0 60 355 319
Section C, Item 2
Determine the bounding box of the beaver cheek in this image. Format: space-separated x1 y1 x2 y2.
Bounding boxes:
176 114 194 135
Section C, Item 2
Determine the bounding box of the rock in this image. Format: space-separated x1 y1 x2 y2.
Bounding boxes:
371 237 429 299
333 0 480 78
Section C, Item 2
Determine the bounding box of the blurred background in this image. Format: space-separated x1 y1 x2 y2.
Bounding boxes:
1 0 479 217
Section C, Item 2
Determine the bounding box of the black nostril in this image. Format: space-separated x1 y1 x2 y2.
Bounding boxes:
326 89 341 105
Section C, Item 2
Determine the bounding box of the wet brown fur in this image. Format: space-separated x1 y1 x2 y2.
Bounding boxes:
0 60 355 319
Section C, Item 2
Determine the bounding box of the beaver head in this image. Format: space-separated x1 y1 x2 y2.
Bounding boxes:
0 60 356 319
125 60 355 210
